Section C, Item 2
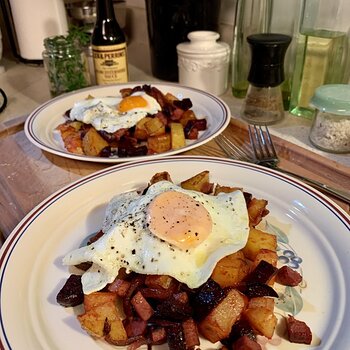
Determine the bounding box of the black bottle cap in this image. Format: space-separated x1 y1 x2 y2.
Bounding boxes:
247 33 291 88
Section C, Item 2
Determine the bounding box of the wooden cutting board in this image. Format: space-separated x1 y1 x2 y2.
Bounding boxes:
0 116 349 242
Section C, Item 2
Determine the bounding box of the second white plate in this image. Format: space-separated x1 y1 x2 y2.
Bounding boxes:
24 82 231 163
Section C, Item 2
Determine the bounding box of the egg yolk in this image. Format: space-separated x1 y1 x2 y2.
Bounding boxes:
147 191 213 250
118 95 148 112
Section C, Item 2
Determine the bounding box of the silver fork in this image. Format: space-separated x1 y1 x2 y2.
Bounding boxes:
216 126 350 204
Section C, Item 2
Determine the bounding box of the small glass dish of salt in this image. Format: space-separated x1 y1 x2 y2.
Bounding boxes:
309 84 350 154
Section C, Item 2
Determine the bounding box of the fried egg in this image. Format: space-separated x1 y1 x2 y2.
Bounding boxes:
63 181 249 294
69 92 161 133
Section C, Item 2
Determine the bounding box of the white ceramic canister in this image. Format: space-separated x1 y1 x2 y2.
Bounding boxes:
177 31 230 95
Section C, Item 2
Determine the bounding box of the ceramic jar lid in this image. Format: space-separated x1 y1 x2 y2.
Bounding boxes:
177 31 229 56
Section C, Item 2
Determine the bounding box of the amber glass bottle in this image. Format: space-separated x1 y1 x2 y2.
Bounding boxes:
92 0 128 84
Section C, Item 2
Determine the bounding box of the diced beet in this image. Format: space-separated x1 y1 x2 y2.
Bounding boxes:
191 279 225 321
173 98 192 111
244 260 278 284
286 315 312 344
56 274 83 307
166 324 186 350
224 319 257 345
276 266 302 286
154 295 192 321
240 282 278 298
234 335 262 350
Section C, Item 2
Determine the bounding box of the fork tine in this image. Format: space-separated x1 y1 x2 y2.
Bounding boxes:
264 125 278 159
248 124 278 164
215 134 252 162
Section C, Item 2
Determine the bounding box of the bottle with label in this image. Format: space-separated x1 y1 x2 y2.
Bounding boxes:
289 0 350 119
92 0 128 85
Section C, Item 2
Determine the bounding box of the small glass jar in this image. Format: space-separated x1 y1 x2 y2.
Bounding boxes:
42 36 91 97
176 31 230 95
309 84 350 153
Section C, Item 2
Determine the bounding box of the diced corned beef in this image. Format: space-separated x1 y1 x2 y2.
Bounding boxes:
234 335 262 350
182 318 200 349
140 287 173 300
170 108 184 121
151 327 167 344
108 278 131 297
173 292 189 304
123 318 147 337
131 291 154 321
276 266 302 286
286 315 312 344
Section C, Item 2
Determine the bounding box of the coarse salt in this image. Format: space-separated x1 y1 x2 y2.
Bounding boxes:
309 113 350 153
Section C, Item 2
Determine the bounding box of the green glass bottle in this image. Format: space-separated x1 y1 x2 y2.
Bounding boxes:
92 0 128 85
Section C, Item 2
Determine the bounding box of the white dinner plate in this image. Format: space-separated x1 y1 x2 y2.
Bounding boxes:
24 83 230 163
1 156 349 350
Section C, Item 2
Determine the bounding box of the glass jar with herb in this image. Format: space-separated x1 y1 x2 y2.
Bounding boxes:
42 34 91 97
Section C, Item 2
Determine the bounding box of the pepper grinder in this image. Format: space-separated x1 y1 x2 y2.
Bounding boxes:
241 33 291 125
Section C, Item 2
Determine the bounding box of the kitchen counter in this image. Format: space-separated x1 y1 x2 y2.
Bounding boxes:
1 53 349 168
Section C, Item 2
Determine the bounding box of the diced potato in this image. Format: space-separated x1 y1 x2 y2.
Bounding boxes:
170 122 186 149
214 184 243 195
134 117 152 140
198 288 248 343
149 171 173 185
164 92 178 104
253 249 278 268
248 198 269 227
78 301 127 342
145 117 165 136
82 127 109 156
179 110 197 127
248 297 275 311
243 307 277 338
180 170 213 194
145 275 174 289
147 134 171 153
84 292 117 312
69 121 84 131
211 251 250 287
242 228 277 261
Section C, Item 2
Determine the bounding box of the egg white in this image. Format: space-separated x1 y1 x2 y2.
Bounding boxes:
62 181 249 294
68 92 161 133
